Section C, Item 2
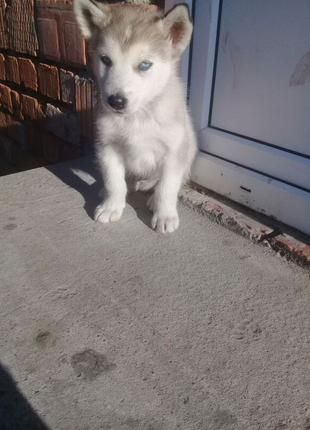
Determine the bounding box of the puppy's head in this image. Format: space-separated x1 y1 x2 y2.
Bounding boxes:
74 1 193 114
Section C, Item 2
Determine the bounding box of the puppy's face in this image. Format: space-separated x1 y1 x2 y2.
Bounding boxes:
74 2 193 115
93 35 172 115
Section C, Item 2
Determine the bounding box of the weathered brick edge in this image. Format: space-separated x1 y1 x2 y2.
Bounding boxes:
179 184 310 271
268 236 310 269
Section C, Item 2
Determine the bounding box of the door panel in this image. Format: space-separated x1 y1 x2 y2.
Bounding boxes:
189 0 310 234
210 0 310 157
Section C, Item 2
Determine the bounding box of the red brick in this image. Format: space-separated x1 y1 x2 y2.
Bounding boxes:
21 94 44 121
63 21 86 66
0 112 19 142
36 0 73 11
0 83 13 113
60 69 75 104
6 115 20 143
36 3 86 67
0 0 9 49
5 0 38 55
180 184 276 242
270 235 310 267
5 56 21 84
26 125 63 162
37 18 60 61
26 124 43 156
18 58 38 91
38 63 60 100
0 53 5 80
10 90 23 120
75 78 96 140
42 132 63 163
0 109 7 130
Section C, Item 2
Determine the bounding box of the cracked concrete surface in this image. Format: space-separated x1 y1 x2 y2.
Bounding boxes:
0 158 310 430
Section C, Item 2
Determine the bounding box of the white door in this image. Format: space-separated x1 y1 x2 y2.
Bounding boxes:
189 0 310 235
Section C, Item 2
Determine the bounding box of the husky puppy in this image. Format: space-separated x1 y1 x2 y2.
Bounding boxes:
74 0 197 233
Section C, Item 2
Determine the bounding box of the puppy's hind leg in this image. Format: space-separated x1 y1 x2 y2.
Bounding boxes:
128 178 158 193
136 179 158 192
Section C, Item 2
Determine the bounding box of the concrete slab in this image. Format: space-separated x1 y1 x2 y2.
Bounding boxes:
0 157 310 430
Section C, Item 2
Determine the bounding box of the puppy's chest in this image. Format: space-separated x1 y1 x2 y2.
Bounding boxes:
119 121 167 174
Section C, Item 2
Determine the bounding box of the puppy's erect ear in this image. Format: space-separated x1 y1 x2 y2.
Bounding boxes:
74 0 111 40
161 4 193 55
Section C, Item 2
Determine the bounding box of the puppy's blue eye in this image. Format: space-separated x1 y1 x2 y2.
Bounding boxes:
139 61 152 71
101 55 112 67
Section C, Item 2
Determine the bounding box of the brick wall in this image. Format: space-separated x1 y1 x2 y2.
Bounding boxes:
0 0 160 175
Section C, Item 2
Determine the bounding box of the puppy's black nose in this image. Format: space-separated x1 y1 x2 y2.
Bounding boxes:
108 94 127 111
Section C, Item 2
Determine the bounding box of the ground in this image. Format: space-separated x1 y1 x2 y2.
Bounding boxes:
0 158 310 430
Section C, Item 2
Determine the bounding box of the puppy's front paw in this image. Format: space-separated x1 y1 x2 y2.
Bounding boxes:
94 200 125 224
151 211 180 234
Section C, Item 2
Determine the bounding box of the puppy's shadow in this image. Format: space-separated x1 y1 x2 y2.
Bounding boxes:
46 157 153 229
126 191 153 228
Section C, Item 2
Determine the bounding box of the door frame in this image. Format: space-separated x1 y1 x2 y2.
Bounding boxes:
187 0 310 235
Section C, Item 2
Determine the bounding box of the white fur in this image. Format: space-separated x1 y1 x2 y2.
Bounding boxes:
74 2 197 233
